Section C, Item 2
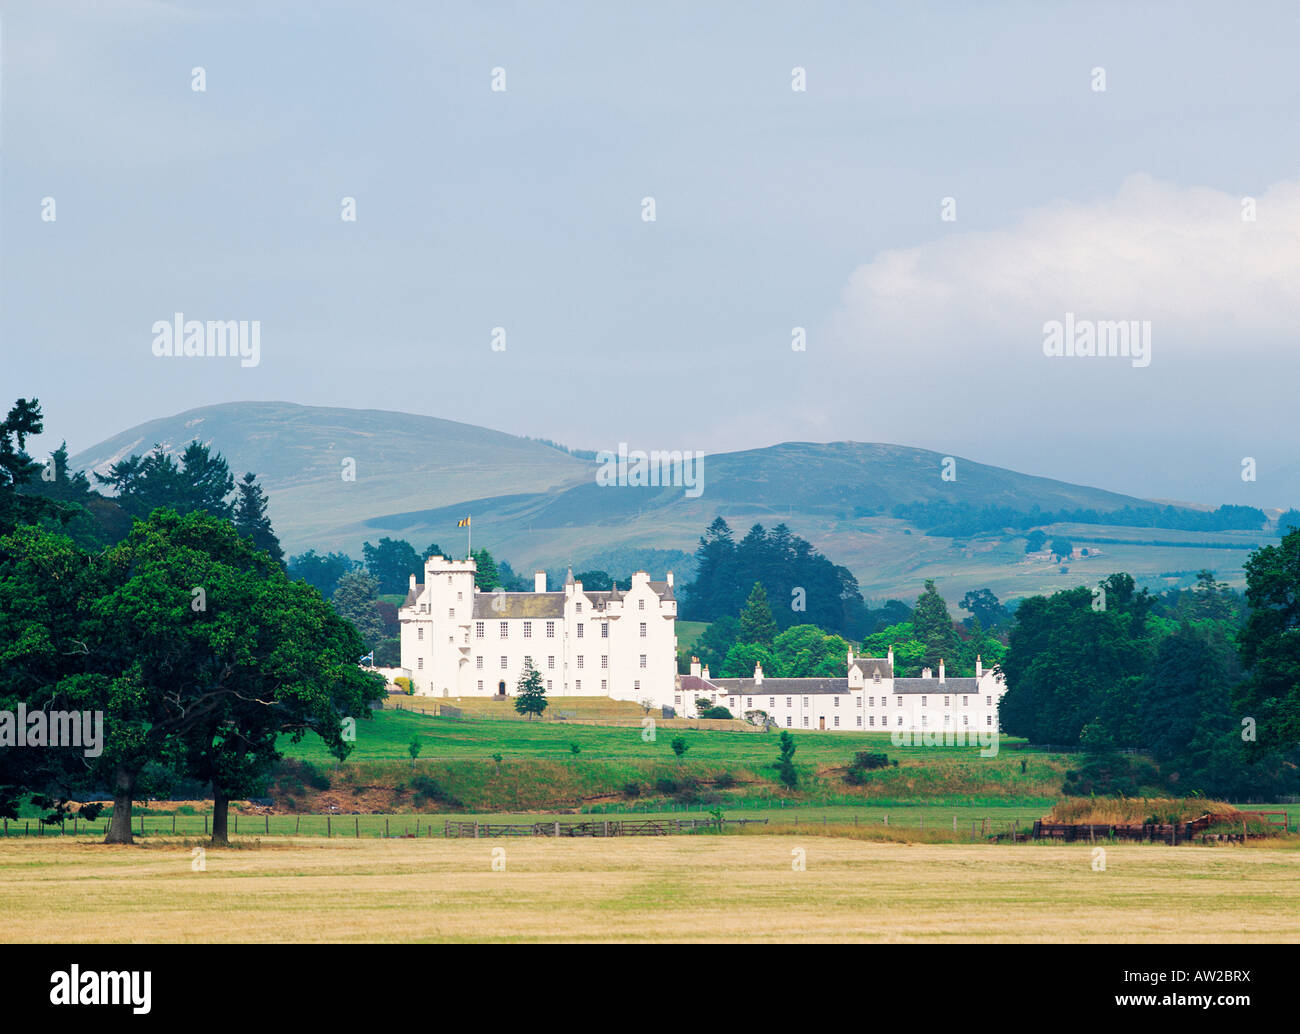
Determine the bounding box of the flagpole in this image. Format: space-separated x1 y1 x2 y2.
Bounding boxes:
467 516 471 560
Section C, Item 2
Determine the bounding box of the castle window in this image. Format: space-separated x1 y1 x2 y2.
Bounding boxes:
747 697 753 708
500 656 507 669
577 655 584 669
963 696 968 706
868 716 873 727
897 716 902 726
547 680 552 692
602 680 607 692
476 656 483 669
475 622 484 638
944 696 949 707
577 624 584 638
477 680 483 691
869 696 874 707
639 655 647 668
674 694 681 705
834 697 840 707
417 658 423 669
418 628 424 641
785 717 791 728
601 624 608 639
987 715 992 726
575 680 581 691
499 622 508 638
963 716 969 726
548 656 555 669
448 608 454 619
987 696 992 706
802 697 809 707
576 603 582 613
638 599 644 611
640 622 646 637
634 680 640 692
523 621 532 638
897 696 902 706
546 621 556 638
873 672 880 684
601 655 608 669
769 697 774 708
802 717 808 728
834 716 840 727
457 592 463 601
922 715 928 727
786 697 792 707
921 697 927 706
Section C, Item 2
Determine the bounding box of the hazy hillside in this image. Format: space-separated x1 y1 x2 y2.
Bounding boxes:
69 402 592 552
63 400 1252 606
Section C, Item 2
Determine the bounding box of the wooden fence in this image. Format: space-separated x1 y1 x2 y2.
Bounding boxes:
444 817 768 838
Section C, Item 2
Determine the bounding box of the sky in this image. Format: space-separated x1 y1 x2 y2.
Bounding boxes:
6 0 1300 506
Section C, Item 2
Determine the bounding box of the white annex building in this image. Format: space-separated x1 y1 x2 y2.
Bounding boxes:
398 555 679 706
676 650 1007 734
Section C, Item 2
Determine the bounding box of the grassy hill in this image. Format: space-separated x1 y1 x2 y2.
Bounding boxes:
68 400 1246 603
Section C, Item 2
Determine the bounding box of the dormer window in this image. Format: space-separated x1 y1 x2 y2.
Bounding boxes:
873 672 881 684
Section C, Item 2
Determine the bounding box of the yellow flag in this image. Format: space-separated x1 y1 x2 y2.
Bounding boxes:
457 516 471 527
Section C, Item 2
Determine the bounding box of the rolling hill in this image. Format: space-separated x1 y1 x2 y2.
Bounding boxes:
69 401 1267 603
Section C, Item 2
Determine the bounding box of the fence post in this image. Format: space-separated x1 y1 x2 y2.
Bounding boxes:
385 818 389 838
473 822 479 838
953 815 957 832
327 815 331 837
553 821 559 837
884 814 888 826
266 814 270 835
26 821 29 836
416 818 421 836
296 815 301 834
234 814 237 835
205 814 208 836
355 817 359 839
173 814 177 835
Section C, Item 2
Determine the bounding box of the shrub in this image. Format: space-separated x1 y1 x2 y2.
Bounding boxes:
655 777 680 795
410 774 463 809
852 751 891 770
622 781 641 798
394 676 412 693
701 706 733 720
715 772 736 789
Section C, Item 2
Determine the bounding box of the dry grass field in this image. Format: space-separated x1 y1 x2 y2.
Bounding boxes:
1 835 1298 943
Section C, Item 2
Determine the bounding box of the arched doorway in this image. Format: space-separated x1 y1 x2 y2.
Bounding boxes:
498 681 507 697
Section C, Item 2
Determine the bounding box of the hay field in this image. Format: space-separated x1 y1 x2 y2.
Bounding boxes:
1 836 1297 943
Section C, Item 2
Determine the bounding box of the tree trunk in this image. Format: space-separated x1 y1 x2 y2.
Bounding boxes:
210 790 230 847
104 766 136 845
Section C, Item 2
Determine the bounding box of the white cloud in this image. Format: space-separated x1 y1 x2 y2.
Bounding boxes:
833 174 1300 356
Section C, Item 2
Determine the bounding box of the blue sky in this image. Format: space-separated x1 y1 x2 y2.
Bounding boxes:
7 1 1300 505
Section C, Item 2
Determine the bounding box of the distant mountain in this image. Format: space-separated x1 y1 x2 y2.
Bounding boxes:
75 401 1237 603
69 402 591 552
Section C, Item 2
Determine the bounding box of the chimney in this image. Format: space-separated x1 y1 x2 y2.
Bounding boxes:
409 573 416 592
846 649 854 672
534 571 546 593
666 571 674 587
754 661 764 686
701 664 711 681
887 646 894 669
922 667 933 679
975 654 983 679
690 656 701 678
939 659 946 683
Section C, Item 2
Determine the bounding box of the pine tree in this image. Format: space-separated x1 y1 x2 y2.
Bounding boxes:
514 658 548 719
911 579 959 671
739 581 777 648
472 548 501 591
233 472 284 565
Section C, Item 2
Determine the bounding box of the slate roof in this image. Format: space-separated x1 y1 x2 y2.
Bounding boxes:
404 581 675 618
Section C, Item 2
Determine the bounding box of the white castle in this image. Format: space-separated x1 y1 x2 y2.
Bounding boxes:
398 555 679 706
676 651 1007 736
